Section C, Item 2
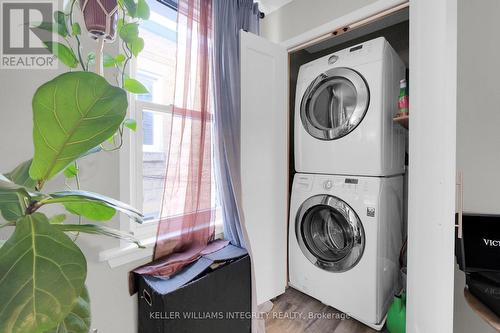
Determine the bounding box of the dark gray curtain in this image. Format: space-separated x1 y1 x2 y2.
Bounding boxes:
212 0 260 248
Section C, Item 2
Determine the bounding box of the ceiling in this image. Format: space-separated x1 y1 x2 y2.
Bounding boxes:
257 0 294 14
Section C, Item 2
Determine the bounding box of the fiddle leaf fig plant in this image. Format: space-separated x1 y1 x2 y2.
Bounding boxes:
30 71 128 182
46 287 91 333
0 0 151 332
0 213 87 333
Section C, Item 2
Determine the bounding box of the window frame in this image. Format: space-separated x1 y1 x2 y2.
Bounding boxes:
119 0 223 248
128 98 173 239
120 48 222 246
157 0 178 11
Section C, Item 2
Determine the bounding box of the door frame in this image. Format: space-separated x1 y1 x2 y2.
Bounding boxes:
406 1 457 333
279 1 458 332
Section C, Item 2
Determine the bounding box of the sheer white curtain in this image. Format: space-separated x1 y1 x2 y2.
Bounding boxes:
132 0 228 287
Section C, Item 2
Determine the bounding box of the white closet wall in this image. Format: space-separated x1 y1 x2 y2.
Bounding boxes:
454 0 500 332
261 0 378 43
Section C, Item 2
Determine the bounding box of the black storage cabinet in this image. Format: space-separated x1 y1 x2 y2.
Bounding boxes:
456 214 500 272
456 213 500 317
137 253 251 333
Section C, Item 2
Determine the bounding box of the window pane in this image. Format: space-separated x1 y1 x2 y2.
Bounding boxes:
142 110 171 221
138 1 221 229
136 1 177 106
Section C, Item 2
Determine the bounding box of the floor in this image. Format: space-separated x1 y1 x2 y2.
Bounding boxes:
265 287 387 333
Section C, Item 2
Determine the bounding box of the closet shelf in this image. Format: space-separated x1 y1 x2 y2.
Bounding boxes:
393 114 409 129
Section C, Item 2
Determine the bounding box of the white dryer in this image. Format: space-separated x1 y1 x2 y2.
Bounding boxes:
295 37 406 176
288 173 403 329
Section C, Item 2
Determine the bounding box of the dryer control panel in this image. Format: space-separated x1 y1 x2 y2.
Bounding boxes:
323 40 374 67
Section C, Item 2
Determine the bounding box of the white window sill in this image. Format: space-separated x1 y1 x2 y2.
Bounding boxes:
98 237 155 268
99 228 224 268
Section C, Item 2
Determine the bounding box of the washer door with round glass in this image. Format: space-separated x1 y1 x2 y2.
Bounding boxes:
296 194 365 272
300 67 369 140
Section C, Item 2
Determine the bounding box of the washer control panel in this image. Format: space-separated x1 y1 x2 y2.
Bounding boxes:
294 174 313 191
342 178 359 192
316 175 362 193
323 180 333 190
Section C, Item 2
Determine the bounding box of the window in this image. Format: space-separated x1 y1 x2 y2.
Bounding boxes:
125 0 221 241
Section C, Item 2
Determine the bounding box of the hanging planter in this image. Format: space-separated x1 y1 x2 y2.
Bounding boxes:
80 0 119 41
80 0 119 75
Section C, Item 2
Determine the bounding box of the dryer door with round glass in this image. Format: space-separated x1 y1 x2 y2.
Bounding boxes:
300 67 369 140
296 194 365 272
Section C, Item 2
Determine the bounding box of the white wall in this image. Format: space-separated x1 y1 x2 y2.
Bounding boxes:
456 0 500 215
261 0 378 43
454 0 500 332
0 3 148 332
406 0 457 331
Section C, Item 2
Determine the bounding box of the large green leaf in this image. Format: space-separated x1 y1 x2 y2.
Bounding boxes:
71 23 81 36
123 118 137 131
54 224 142 246
136 0 150 20
30 21 66 39
64 200 116 221
0 175 31 221
30 21 55 34
115 54 126 64
45 287 90 333
48 214 66 224
0 213 87 333
53 11 69 37
81 145 103 158
5 159 36 189
42 190 143 223
29 71 128 181
124 78 149 94
130 37 144 57
44 42 78 68
0 191 27 222
119 23 139 43
63 163 78 179
103 53 116 68
119 0 137 17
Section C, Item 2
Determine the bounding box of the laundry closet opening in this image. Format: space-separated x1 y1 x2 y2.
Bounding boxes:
285 5 410 329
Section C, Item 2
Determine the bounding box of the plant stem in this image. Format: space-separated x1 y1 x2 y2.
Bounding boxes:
121 42 132 87
100 124 125 151
74 161 81 189
73 160 82 241
26 200 44 214
69 0 86 71
0 222 15 229
120 8 133 87
36 180 45 191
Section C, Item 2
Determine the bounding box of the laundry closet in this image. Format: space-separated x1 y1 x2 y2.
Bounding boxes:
239 1 458 333
286 7 409 330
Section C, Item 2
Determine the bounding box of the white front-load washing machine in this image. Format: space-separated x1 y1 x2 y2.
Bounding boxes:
295 37 406 176
288 173 403 329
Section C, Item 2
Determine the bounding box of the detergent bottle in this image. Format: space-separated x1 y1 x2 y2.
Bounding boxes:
397 79 409 117
386 293 406 333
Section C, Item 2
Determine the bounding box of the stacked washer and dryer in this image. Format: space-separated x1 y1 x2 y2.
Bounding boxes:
289 37 406 330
